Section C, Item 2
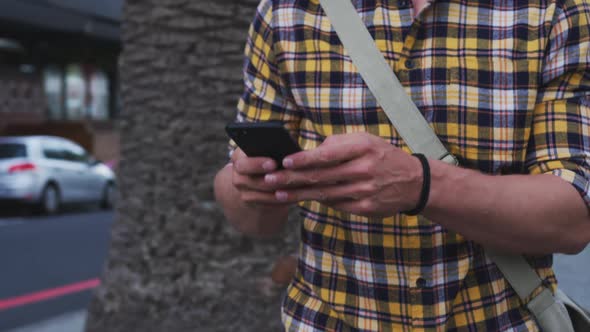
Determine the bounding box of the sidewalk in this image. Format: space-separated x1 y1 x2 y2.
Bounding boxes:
6 310 87 332
554 249 590 308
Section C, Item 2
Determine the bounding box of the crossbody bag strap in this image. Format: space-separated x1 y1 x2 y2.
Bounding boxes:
487 250 574 331
318 0 457 165
318 0 573 330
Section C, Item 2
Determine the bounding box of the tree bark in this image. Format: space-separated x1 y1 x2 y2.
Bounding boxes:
85 1 299 331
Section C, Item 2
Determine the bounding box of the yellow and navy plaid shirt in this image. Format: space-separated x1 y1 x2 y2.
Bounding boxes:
234 0 590 330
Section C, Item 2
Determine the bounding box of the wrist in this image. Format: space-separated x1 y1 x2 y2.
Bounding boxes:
402 154 431 216
423 158 466 215
423 159 444 214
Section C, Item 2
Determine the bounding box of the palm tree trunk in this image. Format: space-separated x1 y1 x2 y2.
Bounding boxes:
85 1 299 331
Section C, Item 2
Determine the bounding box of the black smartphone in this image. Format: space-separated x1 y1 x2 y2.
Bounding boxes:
225 122 302 167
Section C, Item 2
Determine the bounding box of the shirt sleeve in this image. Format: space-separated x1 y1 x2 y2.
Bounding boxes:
228 0 302 158
526 0 590 209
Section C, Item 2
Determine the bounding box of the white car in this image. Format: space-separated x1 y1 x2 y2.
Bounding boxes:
0 136 117 214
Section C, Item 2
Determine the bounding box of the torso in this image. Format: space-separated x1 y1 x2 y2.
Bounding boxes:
264 0 564 330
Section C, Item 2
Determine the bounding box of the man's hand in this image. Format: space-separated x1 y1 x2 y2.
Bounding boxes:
264 132 424 218
214 148 292 238
230 148 293 207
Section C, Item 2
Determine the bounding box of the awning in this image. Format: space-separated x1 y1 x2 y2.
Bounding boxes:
0 0 122 42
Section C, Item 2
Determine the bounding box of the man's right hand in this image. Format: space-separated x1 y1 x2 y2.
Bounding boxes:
214 148 292 238
230 148 292 207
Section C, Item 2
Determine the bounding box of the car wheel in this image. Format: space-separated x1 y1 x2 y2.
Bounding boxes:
101 182 116 210
40 184 60 215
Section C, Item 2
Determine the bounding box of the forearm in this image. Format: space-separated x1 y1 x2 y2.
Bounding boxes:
425 161 590 255
214 163 290 238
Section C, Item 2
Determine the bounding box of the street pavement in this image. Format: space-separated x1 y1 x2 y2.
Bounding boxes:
0 208 588 331
5 310 87 332
554 250 590 308
0 208 113 331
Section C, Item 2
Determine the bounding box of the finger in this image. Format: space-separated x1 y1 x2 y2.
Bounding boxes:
233 173 275 193
283 139 370 170
230 147 249 164
230 148 242 162
232 150 278 175
274 181 378 203
239 190 289 206
265 159 372 188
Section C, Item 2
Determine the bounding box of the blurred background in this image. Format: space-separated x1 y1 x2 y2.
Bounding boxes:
0 0 121 331
0 1 587 332
0 0 121 162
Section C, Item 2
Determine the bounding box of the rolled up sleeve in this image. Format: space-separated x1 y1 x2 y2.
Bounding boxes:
227 0 301 158
526 0 590 208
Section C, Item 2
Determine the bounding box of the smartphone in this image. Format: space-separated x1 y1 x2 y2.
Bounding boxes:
225 122 302 167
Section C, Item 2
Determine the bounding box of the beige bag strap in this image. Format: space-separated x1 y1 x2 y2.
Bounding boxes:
318 0 457 166
487 250 574 331
318 0 576 330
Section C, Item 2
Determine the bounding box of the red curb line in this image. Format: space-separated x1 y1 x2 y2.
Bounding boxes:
0 278 101 311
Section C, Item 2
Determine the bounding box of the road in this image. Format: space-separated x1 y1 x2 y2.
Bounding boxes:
0 209 588 331
0 208 113 331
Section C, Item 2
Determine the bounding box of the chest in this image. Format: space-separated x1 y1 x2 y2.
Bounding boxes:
272 1 552 169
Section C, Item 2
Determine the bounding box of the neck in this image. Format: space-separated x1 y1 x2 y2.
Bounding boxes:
412 0 430 18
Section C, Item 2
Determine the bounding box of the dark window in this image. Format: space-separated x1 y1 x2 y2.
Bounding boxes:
0 144 27 159
62 143 88 163
42 141 66 160
43 148 64 160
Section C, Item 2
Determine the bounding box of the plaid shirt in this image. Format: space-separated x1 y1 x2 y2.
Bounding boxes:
234 0 590 330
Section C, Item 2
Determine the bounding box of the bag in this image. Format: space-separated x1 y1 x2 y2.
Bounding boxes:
317 0 590 330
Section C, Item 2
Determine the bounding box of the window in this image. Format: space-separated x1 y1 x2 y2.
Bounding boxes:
43 64 114 121
44 66 63 120
42 140 66 160
62 143 89 163
65 64 84 120
89 70 109 120
0 144 27 159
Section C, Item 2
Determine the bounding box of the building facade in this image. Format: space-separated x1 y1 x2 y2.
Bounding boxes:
0 0 122 163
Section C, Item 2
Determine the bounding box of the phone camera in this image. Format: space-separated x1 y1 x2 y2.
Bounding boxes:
241 130 248 136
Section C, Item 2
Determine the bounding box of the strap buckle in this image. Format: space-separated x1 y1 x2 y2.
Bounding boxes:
440 153 459 166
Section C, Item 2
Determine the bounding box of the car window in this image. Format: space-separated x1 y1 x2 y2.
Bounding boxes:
63 142 89 163
42 140 66 160
0 143 27 159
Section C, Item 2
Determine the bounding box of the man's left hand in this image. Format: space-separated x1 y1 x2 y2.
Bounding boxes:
264 132 424 218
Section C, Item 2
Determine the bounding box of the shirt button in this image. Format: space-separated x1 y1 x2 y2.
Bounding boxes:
405 59 416 69
399 0 410 7
416 277 427 289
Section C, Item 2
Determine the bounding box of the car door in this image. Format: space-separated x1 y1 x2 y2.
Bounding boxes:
40 139 78 202
65 142 103 201
60 141 95 201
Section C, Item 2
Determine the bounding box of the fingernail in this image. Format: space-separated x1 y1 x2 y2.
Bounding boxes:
262 161 275 171
265 174 276 184
276 191 288 201
283 158 293 168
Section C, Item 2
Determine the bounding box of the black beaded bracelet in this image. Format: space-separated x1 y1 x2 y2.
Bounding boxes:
402 153 431 216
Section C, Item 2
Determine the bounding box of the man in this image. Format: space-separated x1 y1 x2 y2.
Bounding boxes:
214 0 590 330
